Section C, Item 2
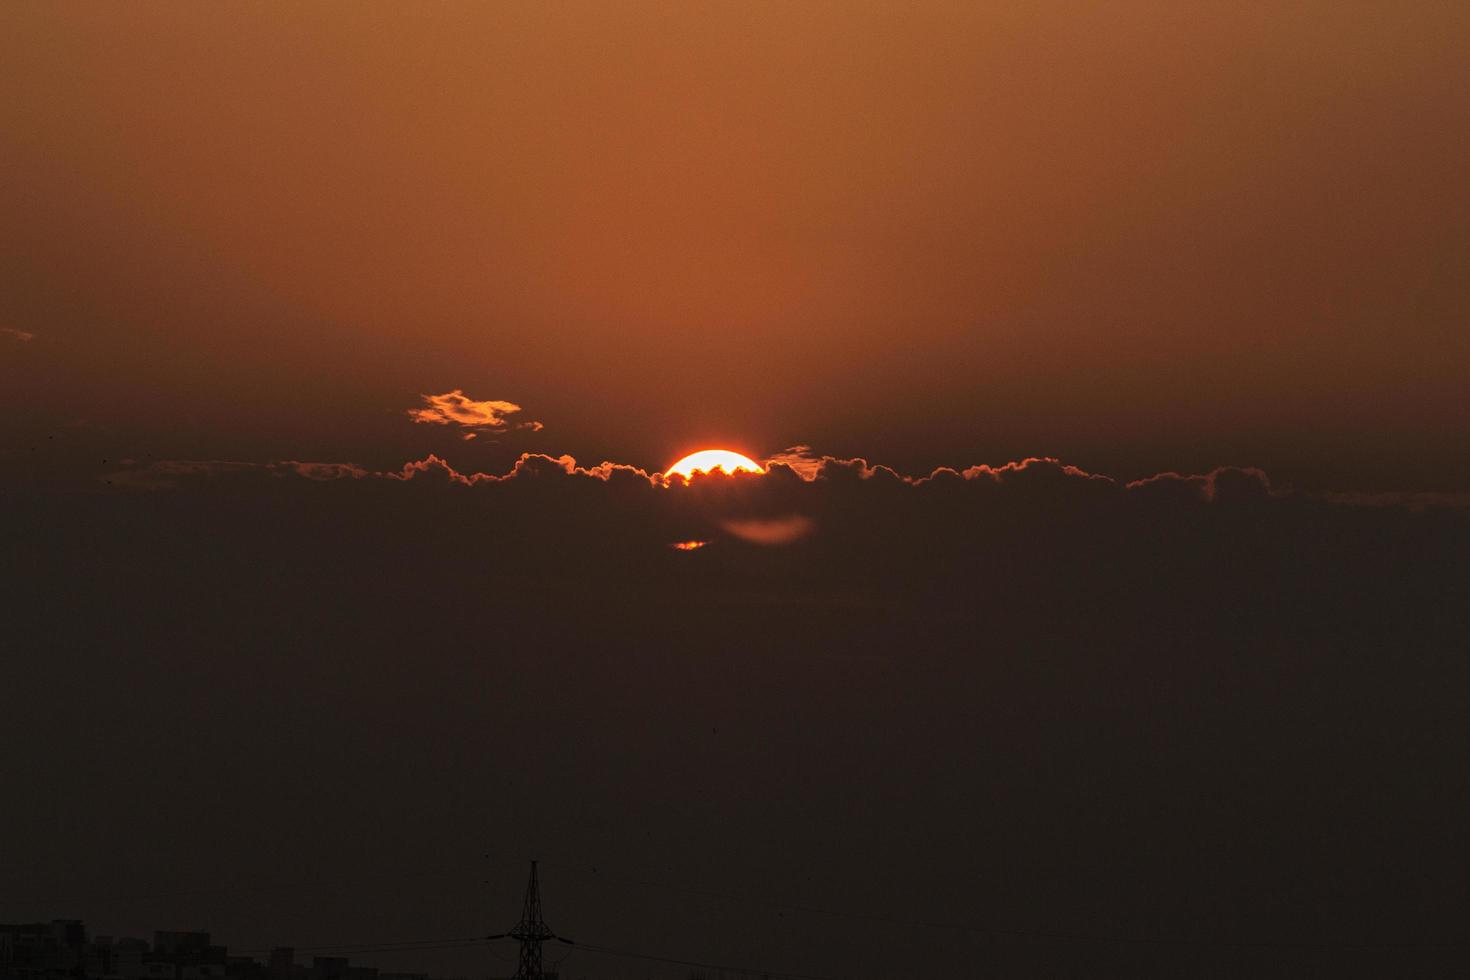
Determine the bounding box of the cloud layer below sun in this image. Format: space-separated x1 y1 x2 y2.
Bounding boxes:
100 444 1470 553
76 445 1468 655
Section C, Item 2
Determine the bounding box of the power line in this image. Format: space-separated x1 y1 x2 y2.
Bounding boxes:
1 863 482 910
234 934 837 980
233 939 487 956
279 944 483 958
557 938 838 980
531 855 1470 951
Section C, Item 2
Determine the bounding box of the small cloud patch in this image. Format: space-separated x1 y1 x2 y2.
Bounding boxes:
408 390 543 434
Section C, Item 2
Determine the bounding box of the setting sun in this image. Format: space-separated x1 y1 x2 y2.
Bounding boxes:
665 449 764 480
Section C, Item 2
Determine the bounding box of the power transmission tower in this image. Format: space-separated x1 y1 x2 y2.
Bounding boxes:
497 860 559 980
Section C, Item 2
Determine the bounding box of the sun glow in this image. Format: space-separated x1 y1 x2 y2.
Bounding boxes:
666 449 765 480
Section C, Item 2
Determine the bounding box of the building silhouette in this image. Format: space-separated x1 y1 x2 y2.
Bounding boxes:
1 924 462 980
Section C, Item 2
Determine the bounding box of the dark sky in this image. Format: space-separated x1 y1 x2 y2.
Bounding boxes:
3 4 1469 979
5 458 1469 978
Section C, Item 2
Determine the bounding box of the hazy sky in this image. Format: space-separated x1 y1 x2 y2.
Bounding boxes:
3 1 1467 489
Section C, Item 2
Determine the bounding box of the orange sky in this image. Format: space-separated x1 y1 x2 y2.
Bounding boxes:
2 2 1467 488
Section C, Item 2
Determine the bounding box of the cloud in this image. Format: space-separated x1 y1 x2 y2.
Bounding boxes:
105 444 1286 507
376 452 658 488
763 445 823 479
99 448 1470 584
407 390 543 433
280 461 371 481
1318 489 1470 510
105 459 369 490
1126 466 1273 503
2 327 36 343
88 450 1373 512
98 448 1467 593
105 459 263 490
763 449 1121 496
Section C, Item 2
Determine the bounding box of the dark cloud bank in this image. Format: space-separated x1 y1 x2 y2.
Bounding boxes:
5 454 1469 979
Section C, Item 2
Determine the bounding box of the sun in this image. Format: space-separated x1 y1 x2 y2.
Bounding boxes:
666 449 765 480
